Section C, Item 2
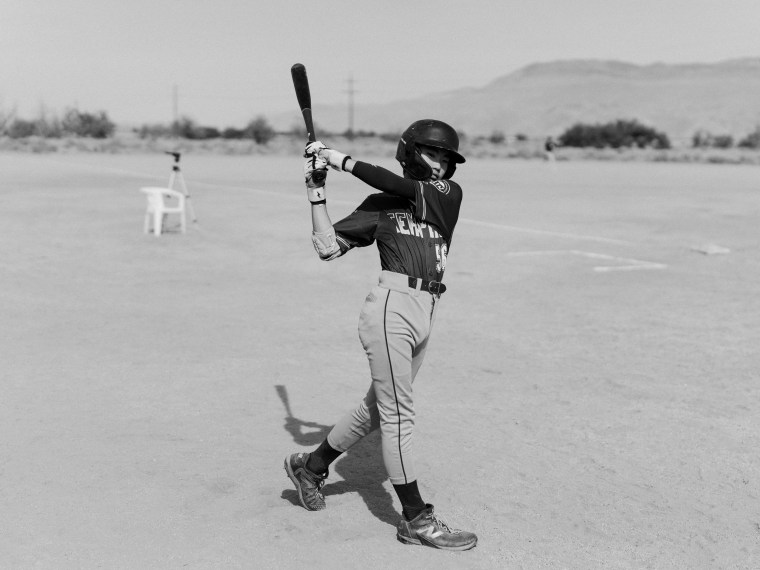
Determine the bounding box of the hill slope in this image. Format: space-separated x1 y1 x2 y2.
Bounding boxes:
283 59 760 143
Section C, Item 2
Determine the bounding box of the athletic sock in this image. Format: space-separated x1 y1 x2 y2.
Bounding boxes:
306 439 342 474
393 481 427 521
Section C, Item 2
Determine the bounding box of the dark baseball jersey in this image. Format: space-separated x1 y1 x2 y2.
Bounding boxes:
332 161 463 282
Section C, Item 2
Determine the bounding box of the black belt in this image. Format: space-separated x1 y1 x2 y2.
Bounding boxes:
408 277 446 295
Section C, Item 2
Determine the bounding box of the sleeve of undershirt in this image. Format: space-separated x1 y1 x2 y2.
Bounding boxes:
351 161 416 199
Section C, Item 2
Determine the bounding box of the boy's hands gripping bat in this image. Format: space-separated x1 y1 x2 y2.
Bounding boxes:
292 63 327 192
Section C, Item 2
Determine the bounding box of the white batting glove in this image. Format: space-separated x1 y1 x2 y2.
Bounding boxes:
304 154 328 203
305 141 352 172
304 140 326 156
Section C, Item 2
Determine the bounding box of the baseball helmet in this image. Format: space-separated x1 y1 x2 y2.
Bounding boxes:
395 119 466 180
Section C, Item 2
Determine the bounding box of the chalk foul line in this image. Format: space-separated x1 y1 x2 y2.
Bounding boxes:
460 217 632 245
505 250 667 272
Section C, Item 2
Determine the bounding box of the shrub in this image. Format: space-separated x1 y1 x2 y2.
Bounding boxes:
137 123 173 139
488 130 506 144
246 115 275 145
61 108 115 138
559 119 670 149
712 135 733 149
737 126 760 149
35 114 63 138
169 116 220 140
193 126 220 140
0 107 16 133
171 116 199 139
7 118 37 138
692 130 710 148
692 130 733 148
221 127 247 139
7 111 64 138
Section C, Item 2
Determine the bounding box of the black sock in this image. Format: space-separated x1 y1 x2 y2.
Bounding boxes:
306 439 342 474
393 481 427 520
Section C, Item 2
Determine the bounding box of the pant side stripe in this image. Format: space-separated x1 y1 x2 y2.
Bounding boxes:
383 289 408 484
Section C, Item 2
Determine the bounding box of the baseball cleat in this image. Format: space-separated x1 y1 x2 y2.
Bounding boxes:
284 453 328 511
396 504 477 551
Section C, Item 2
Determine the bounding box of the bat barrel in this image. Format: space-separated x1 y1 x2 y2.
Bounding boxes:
291 63 316 141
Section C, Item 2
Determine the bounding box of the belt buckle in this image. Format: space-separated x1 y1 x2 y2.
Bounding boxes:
428 280 442 295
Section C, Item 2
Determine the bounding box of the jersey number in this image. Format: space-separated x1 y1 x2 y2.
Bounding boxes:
435 244 448 273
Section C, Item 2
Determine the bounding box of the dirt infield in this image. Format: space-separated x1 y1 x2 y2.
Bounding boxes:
1 152 758 569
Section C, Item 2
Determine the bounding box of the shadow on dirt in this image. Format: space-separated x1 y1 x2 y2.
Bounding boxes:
276 384 397 526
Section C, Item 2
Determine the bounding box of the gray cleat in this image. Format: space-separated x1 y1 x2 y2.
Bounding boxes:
396 504 477 551
284 452 328 511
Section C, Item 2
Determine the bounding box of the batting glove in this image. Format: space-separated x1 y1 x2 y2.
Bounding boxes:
305 141 352 172
304 154 328 203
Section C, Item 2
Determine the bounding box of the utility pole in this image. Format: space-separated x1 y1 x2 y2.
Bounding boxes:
346 73 355 140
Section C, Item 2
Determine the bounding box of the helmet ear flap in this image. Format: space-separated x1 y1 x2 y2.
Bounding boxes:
443 163 457 180
396 138 432 180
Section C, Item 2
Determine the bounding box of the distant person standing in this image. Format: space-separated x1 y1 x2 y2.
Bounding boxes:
544 136 557 162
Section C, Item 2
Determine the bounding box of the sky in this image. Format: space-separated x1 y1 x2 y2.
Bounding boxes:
2 0 759 128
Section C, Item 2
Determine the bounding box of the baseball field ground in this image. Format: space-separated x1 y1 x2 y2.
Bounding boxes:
1 151 758 569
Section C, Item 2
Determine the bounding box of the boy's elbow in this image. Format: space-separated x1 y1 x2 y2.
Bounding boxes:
311 228 341 260
317 249 342 261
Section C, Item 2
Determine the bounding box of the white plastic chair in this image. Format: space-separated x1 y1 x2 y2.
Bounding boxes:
140 187 186 236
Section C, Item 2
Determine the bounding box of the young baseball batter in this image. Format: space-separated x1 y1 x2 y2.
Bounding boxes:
284 120 477 551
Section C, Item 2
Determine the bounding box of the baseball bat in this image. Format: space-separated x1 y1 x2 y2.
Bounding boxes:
291 63 316 142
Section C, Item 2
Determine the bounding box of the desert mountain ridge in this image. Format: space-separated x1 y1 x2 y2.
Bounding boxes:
278 58 760 143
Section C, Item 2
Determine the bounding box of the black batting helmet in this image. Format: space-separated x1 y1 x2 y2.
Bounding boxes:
395 119 466 180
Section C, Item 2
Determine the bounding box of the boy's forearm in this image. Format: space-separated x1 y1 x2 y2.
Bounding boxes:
311 202 333 233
